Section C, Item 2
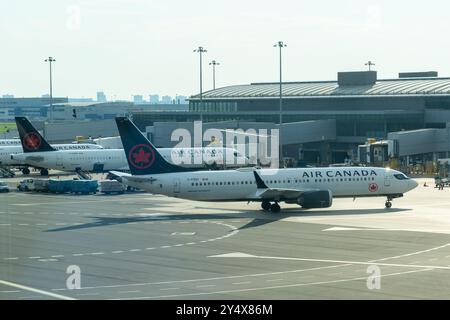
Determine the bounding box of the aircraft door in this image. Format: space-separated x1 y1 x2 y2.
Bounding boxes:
93 163 104 173
56 154 63 167
384 171 392 187
173 178 181 194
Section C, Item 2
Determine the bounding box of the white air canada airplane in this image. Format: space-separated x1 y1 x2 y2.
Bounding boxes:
0 139 21 146
0 135 103 175
111 117 419 212
11 117 249 174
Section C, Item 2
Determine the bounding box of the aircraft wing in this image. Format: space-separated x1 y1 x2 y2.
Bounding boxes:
253 171 304 200
255 188 303 200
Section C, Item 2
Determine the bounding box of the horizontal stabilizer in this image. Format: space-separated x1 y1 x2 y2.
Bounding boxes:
109 171 157 184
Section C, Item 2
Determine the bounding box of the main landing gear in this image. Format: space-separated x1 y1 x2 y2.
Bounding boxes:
261 201 281 213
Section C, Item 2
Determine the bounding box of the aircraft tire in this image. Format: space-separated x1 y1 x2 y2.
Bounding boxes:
270 203 281 213
261 201 271 211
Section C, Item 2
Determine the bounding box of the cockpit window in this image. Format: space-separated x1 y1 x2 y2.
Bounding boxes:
394 173 410 180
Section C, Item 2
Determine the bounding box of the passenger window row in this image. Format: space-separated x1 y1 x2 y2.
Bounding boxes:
192 181 255 186
315 177 375 183
69 156 117 161
190 176 375 187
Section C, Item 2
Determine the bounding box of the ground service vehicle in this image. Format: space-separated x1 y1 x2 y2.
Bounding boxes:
99 180 126 194
0 181 9 193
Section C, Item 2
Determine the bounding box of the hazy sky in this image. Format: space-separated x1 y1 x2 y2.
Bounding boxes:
1 0 449 100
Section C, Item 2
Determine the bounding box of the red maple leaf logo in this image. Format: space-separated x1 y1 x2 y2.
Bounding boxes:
128 144 155 169
23 133 41 150
369 183 378 192
132 148 150 164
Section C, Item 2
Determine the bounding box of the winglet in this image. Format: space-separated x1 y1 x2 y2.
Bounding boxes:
253 171 268 189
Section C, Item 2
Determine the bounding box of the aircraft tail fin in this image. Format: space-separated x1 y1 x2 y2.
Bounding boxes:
115 117 192 175
15 117 56 153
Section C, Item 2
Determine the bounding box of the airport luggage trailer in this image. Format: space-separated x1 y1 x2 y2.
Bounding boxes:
70 180 98 195
99 180 126 195
48 179 74 194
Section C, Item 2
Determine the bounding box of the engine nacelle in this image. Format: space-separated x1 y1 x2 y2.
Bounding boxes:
297 190 333 208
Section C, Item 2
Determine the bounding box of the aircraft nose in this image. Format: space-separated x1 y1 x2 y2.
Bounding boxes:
410 179 419 190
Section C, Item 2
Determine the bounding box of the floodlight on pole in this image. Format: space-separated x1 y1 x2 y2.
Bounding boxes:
194 46 207 122
44 56 56 121
274 41 286 166
209 60 220 90
365 60 375 71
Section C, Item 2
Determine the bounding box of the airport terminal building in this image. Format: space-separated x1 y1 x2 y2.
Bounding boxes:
3 71 450 167
132 71 450 165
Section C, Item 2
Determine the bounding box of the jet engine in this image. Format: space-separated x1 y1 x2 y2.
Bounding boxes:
297 190 333 208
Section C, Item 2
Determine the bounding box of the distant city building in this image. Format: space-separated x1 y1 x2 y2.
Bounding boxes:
133 95 144 104
149 94 159 104
97 91 107 102
161 95 172 104
175 95 187 104
0 97 68 121
2 94 14 98
51 101 142 121
41 94 50 98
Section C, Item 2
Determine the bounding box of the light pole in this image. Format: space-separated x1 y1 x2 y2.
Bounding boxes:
209 60 220 90
274 41 286 166
194 46 207 122
365 60 375 71
44 56 56 121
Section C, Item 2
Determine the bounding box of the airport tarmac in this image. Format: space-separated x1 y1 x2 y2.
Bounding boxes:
1 175 450 300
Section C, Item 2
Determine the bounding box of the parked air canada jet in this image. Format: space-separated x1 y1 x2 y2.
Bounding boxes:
111 117 418 212
0 139 21 146
0 131 103 175
11 117 249 174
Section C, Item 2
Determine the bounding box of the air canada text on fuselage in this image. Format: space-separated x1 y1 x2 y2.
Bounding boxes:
301 169 378 178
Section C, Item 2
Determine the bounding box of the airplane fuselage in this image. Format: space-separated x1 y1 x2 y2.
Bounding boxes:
0 144 103 166
11 147 248 172
119 167 417 202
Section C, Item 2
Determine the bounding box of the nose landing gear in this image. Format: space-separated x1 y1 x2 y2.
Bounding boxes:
385 196 393 208
384 194 403 208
